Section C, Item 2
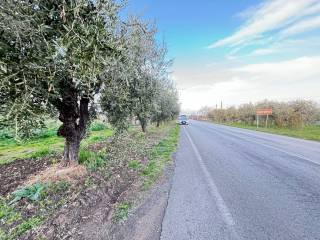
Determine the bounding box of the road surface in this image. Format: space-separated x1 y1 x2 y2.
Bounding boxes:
160 120 320 240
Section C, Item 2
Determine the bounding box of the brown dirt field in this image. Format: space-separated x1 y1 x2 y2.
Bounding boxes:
0 156 58 196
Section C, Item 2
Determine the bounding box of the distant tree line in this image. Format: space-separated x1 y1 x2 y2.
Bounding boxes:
0 0 179 164
205 100 320 128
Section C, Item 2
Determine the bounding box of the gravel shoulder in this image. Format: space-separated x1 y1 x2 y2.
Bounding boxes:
109 162 175 240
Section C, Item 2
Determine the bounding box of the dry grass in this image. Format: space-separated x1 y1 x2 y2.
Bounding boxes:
25 164 87 186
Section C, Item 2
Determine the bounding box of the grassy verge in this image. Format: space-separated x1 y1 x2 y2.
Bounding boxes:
0 122 180 239
141 124 180 188
219 122 320 141
111 123 180 222
0 122 113 165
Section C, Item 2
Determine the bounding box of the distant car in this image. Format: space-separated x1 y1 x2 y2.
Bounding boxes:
178 115 189 125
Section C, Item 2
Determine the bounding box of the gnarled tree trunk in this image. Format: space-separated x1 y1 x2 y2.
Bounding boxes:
54 82 90 165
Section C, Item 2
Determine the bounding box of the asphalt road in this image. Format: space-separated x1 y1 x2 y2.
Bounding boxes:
160 120 320 240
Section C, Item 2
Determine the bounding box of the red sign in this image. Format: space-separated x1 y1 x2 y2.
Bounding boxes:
256 108 272 115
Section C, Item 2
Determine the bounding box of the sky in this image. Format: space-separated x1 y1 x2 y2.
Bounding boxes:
127 0 320 111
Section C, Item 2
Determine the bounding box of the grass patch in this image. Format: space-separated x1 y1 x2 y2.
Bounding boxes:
10 216 43 240
142 124 180 188
79 149 107 171
82 129 113 146
0 135 64 165
90 121 108 132
222 122 320 141
29 148 56 159
113 202 132 221
0 199 22 225
47 180 70 194
0 179 71 240
128 160 142 169
0 126 113 165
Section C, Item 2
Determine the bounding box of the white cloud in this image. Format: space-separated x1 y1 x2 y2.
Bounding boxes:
281 15 320 37
180 1 320 111
234 56 320 84
235 56 320 75
249 37 320 56
179 56 320 110
250 48 279 56
301 2 320 16
208 0 320 48
179 79 252 110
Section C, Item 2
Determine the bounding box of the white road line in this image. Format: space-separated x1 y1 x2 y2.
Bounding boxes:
184 127 241 240
202 124 320 167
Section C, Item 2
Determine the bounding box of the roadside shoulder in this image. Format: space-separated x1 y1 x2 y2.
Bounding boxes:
109 162 175 240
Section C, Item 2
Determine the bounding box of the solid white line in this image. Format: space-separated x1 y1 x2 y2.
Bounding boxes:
184 128 241 239
204 125 320 167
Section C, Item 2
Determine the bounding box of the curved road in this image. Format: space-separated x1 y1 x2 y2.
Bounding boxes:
160 120 320 240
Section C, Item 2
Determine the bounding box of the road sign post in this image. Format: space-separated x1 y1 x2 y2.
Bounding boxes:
256 109 272 128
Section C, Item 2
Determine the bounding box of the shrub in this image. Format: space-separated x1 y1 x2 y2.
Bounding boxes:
0 128 13 140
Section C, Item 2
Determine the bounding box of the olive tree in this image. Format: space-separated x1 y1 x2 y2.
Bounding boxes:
126 20 160 132
101 19 177 132
151 82 180 127
0 0 123 164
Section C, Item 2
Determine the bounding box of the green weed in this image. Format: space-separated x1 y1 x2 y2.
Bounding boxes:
48 180 70 194
84 177 94 187
0 199 22 225
0 228 8 240
90 122 108 131
128 160 142 169
11 216 42 239
114 202 132 221
79 150 107 171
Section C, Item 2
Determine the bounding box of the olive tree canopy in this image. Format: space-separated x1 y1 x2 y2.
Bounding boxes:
0 0 123 163
100 19 179 132
0 0 180 164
